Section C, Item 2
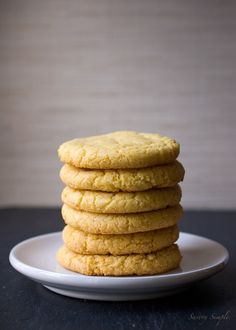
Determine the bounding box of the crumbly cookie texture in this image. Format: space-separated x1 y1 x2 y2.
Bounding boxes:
62 224 179 255
61 185 181 214
60 160 185 192
62 204 183 234
57 244 182 276
58 131 180 169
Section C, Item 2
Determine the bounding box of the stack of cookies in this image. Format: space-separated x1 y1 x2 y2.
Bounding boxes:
57 131 185 276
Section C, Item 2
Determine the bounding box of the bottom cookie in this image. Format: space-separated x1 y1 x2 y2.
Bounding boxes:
57 244 182 276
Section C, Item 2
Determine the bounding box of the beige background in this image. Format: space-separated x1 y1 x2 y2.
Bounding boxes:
0 0 236 209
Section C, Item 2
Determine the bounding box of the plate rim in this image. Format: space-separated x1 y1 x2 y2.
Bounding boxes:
9 231 229 289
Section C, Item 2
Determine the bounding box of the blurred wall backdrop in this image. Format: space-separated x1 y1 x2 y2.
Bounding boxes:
0 0 236 209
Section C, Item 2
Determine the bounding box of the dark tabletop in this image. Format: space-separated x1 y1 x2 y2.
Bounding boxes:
0 208 235 330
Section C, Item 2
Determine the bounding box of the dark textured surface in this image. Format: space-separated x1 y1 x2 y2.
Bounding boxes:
0 209 235 330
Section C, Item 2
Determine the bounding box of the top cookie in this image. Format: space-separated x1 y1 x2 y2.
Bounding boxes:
58 131 180 169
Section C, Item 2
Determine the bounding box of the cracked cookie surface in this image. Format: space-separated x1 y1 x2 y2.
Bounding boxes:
58 131 180 169
57 244 182 276
62 225 179 255
61 185 181 213
60 160 185 192
62 204 183 234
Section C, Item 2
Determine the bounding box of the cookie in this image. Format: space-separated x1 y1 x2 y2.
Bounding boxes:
60 160 185 192
57 244 181 276
62 224 179 255
58 131 180 169
61 185 181 214
62 204 183 234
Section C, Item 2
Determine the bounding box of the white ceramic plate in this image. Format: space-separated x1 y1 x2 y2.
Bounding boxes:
9 232 229 301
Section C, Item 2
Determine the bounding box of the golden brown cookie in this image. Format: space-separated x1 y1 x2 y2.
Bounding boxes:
57 244 182 276
58 131 180 169
61 185 181 214
60 161 185 192
62 224 179 255
62 204 183 234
